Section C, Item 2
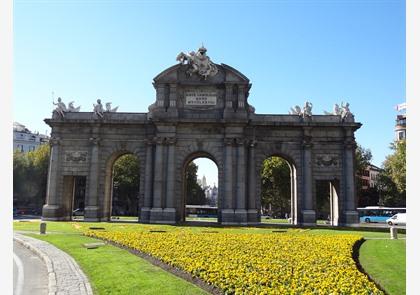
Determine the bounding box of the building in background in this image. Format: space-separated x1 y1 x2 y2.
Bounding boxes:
205 184 218 207
360 164 382 191
394 102 406 142
13 122 49 152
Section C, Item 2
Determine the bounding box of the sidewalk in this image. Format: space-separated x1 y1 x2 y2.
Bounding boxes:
13 233 93 295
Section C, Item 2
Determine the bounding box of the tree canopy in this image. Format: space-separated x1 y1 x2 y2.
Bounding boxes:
186 161 206 205
13 144 50 212
377 141 406 206
112 154 140 215
260 156 291 218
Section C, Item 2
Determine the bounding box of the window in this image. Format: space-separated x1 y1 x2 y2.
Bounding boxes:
398 131 405 140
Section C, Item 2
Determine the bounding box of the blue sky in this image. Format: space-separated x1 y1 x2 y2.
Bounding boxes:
14 0 405 185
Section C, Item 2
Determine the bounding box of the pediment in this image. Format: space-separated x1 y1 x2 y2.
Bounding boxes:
153 63 250 85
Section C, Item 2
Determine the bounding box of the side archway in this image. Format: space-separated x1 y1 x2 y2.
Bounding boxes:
254 144 300 225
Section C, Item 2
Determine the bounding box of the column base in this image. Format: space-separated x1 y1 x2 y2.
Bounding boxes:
42 204 70 220
84 206 100 221
247 209 259 224
140 207 151 223
342 211 360 227
301 210 316 226
234 209 248 224
220 209 235 225
162 208 177 224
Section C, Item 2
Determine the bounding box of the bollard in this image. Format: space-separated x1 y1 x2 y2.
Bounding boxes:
40 222 47 234
390 226 398 239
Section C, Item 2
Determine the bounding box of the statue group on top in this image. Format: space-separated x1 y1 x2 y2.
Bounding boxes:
93 99 118 118
289 101 313 117
53 97 81 117
53 97 118 118
176 45 218 80
323 102 353 119
289 101 353 121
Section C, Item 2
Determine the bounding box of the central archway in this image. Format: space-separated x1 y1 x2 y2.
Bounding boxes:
257 153 298 225
182 153 220 223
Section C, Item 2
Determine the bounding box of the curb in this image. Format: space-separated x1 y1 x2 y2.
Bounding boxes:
13 233 93 295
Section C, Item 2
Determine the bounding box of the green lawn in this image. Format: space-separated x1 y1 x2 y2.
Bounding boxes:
26 233 207 295
359 239 406 295
14 220 406 295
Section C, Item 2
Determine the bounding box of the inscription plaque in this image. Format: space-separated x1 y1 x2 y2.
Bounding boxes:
185 89 217 106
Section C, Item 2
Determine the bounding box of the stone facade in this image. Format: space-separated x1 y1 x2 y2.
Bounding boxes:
42 61 361 226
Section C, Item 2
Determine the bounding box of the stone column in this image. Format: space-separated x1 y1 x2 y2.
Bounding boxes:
85 137 100 221
163 137 176 223
155 84 166 108
223 84 234 117
301 129 315 225
150 137 164 223
235 139 247 223
168 84 177 108
343 138 359 225
290 167 297 225
247 140 258 223
42 137 62 220
221 138 235 224
140 139 154 223
237 85 246 109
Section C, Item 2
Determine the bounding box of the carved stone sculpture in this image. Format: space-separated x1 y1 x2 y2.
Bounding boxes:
324 103 341 115
316 155 339 167
302 101 313 117
67 101 81 112
176 46 218 79
289 105 301 115
65 151 87 162
289 102 313 117
105 102 118 112
53 97 67 117
341 102 353 119
93 99 104 118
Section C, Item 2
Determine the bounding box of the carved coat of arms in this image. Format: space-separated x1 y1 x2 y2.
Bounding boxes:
176 46 218 80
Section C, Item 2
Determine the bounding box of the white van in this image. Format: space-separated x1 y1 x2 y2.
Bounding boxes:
386 213 406 226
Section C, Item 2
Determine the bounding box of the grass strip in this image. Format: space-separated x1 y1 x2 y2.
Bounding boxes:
359 239 406 295
25 233 208 295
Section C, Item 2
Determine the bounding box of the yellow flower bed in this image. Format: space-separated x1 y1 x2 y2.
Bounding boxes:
85 230 382 294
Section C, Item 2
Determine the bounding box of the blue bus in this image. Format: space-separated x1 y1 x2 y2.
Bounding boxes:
357 206 406 223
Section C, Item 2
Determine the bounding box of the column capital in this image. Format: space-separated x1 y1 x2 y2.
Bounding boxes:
89 137 101 146
236 138 246 145
344 141 356 149
166 137 177 145
49 137 60 146
302 136 312 148
248 140 257 148
153 136 165 145
224 138 235 146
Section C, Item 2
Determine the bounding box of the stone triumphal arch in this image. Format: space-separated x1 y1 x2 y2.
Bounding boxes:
42 47 361 226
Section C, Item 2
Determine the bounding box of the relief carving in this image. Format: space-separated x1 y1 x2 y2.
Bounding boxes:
65 151 87 163
316 155 339 167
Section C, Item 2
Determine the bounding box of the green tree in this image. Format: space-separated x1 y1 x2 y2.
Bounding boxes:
377 141 406 206
112 154 140 216
261 157 290 218
186 162 206 205
13 144 50 213
354 144 377 207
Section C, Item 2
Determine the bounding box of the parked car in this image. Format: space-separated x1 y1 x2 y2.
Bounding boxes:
386 213 406 226
72 208 84 216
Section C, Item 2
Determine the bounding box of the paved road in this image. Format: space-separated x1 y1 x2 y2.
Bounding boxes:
13 240 48 295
